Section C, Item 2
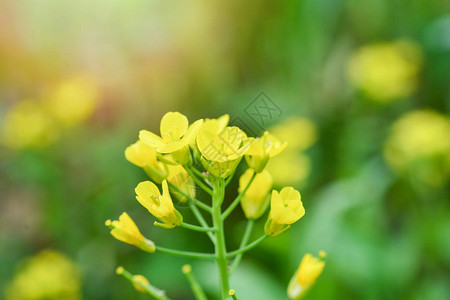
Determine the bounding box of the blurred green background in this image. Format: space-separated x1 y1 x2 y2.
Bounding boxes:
1 0 449 299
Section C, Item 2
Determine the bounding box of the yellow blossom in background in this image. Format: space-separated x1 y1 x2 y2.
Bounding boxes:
1 100 59 149
6 249 80 300
266 117 317 186
105 212 155 253
44 77 99 126
384 110 450 186
287 252 326 299
197 119 251 177
239 169 273 219
348 40 422 102
135 180 183 228
245 131 287 172
125 140 168 183
166 164 196 203
265 187 305 237
139 112 203 164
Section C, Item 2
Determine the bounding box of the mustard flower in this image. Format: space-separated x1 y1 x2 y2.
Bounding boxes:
239 169 273 219
197 118 251 177
44 77 99 126
384 110 450 186
125 140 168 183
1 100 59 149
105 212 155 253
348 40 422 102
166 164 196 203
6 250 80 300
288 252 326 299
135 180 183 228
265 187 305 237
245 131 287 172
139 112 203 164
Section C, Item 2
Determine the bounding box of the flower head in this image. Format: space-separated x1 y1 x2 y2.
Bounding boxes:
135 180 183 228
245 131 287 172
166 164 196 203
348 40 422 102
105 212 155 253
197 118 251 177
139 112 203 164
125 140 168 183
6 250 80 300
265 187 305 237
239 169 273 219
384 110 450 186
288 252 326 299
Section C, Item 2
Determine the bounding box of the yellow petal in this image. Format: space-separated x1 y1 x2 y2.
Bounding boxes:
139 130 166 149
160 112 189 142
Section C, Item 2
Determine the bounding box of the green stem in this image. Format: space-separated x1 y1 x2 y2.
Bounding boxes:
184 166 213 195
189 203 216 244
182 265 208 300
224 167 237 186
181 222 217 232
212 178 229 299
116 266 169 300
222 172 257 219
167 181 212 213
155 246 215 259
230 220 254 273
190 166 212 183
229 289 239 300
227 235 268 258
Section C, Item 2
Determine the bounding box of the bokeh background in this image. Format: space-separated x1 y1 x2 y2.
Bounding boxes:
1 1 449 299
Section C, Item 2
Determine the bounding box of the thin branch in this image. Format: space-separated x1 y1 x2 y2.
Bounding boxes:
230 220 254 273
155 246 215 259
226 235 268 258
222 172 257 219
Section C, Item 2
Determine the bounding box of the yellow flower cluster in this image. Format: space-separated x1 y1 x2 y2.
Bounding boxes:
384 110 450 186
348 40 422 102
6 250 81 300
1 77 99 149
107 111 319 298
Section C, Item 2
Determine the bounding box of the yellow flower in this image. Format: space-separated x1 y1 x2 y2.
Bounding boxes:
6 250 81 300
348 40 422 102
266 117 317 186
125 140 168 183
166 164 196 203
135 180 183 228
139 112 203 164
239 169 273 219
265 187 305 237
197 118 251 177
1 100 59 149
245 131 287 172
384 110 450 186
269 117 317 152
106 212 155 253
44 77 99 126
288 252 326 299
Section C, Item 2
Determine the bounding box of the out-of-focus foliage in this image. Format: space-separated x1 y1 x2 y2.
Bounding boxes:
0 0 449 299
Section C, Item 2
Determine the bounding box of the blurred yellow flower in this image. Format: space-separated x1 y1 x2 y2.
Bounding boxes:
44 77 99 126
287 252 326 299
384 110 450 186
105 212 155 253
139 112 203 164
6 250 80 300
1 100 59 149
166 164 196 203
135 180 183 228
125 140 168 183
239 169 273 219
269 117 317 152
265 187 305 237
348 40 422 102
245 131 287 172
197 119 251 177
266 117 317 186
